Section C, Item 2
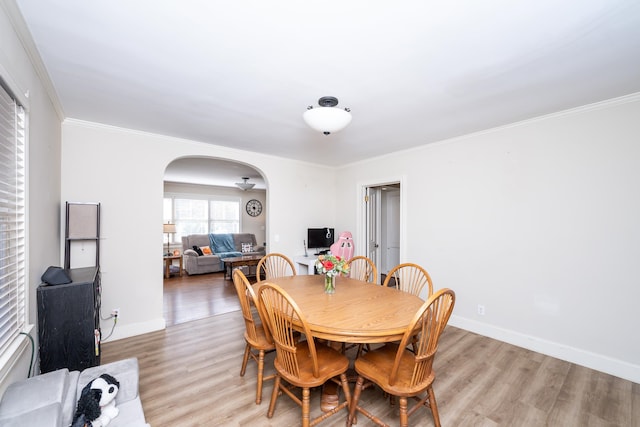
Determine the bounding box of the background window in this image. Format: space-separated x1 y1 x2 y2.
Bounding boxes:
210 200 239 234
163 196 240 242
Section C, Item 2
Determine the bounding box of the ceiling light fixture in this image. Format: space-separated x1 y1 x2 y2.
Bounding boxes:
303 96 352 135
235 177 255 191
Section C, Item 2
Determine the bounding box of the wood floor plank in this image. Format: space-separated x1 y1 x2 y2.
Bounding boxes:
98 273 638 426
519 356 572 413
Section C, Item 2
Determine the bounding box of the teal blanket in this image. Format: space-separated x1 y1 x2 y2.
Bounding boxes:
209 233 235 253
209 234 242 269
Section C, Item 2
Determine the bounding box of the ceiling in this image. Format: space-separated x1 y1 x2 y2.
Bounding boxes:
13 1 640 178
164 157 266 189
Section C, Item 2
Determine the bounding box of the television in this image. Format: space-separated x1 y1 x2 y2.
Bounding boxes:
307 228 334 254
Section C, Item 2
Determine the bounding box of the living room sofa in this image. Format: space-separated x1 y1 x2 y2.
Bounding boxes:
181 233 265 275
0 357 148 427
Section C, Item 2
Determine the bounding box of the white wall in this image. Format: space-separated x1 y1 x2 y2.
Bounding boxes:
335 94 640 383
61 120 336 340
0 3 62 391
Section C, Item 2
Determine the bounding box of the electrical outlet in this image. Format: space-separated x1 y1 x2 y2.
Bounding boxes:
111 308 120 318
477 304 485 316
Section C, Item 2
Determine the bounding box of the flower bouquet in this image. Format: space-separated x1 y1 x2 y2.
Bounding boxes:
315 253 350 294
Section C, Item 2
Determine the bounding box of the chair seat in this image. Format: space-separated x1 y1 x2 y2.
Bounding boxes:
275 342 349 388
245 323 275 351
354 343 436 397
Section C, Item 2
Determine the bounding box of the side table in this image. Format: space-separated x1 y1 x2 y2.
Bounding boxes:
163 255 183 279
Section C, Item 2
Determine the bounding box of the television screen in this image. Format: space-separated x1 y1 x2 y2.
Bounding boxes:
307 228 334 251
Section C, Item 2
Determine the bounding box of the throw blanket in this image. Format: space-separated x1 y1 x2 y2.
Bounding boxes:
209 234 242 269
209 233 236 253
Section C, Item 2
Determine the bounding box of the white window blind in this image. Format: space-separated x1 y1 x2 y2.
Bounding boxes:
164 196 240 241
0 82 26 359
209 200 239 234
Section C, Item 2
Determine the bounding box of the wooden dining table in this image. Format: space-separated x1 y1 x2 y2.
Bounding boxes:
253 274 424 344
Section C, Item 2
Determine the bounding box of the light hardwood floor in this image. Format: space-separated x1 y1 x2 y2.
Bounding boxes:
101 273 639 426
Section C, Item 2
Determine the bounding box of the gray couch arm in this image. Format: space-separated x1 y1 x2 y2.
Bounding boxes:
0 368 73 427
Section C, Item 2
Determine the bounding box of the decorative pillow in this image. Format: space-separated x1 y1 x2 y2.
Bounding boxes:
201 246 213 255
241 243 253 253
192 245 204 256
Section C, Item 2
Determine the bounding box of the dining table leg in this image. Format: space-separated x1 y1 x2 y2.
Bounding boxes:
320 381 339 412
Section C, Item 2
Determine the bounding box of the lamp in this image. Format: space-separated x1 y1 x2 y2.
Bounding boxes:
163 223 176 256
235 177 255 191
303 96 352 135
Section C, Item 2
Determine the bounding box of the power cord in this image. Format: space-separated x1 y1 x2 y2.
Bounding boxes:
18 332 35 377
101 312 118 341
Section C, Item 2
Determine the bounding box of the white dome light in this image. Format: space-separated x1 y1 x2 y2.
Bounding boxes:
303 96 352 135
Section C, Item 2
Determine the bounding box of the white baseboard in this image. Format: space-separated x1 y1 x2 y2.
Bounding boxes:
103 317 166 343
449 315 640 384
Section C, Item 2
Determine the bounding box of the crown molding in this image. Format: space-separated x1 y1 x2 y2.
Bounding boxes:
1 0 64 120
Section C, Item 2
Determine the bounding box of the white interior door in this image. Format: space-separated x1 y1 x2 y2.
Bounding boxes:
384 189 400 273
366 187 381 270
365 183 400 278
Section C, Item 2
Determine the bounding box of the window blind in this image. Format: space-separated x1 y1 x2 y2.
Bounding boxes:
0 82 26 359
164 196 240 241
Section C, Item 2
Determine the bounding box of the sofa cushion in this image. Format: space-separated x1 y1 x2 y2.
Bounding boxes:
232 233 258 252
194 255 220 266
0 368 70 419
78 358 140 405
200 246 212 255
108 397 149 427
182 234 211 251
62 370 80 426
0 402 61 427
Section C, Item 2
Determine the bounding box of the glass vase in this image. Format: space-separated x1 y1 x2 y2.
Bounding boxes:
324 274 336 294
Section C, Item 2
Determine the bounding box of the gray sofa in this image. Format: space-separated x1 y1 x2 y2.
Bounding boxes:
182 233 265 275
0 357 148 427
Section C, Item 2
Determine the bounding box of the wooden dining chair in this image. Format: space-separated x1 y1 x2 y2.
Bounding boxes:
347 255 378 284
257 253 297 280
231 269 276 404
258 283 352 427
342 255 378 355
347 288 456 427
382 262 433 297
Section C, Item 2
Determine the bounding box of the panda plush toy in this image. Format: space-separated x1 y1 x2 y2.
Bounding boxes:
71 373 120 427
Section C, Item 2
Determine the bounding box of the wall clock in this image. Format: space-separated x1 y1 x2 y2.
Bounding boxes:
246 199 263 217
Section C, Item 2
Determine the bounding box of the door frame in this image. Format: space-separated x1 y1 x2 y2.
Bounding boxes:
357 176 406 275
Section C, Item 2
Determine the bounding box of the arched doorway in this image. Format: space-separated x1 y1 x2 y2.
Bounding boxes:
162 157 266 325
